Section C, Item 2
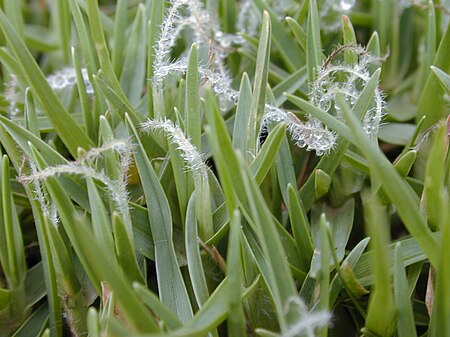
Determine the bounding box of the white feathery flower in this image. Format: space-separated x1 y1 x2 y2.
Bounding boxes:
280 296 331 337
19 140 133 228
153 0 189 78
310 45 385 136
153 0 241 111
261 104 336 155
46 67 93 94
27 160 60 226
4 75 22 116
140 118 208 179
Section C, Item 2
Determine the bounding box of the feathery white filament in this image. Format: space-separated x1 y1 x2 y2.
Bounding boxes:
261 105 336 155
19 140 133 226
310 45 385 136
46 67 93 94
141 119 208 179
280 296 331 337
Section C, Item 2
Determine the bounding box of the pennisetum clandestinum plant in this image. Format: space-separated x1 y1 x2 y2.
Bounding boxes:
19 139 133 232
309 44 385 136
140 118 214 240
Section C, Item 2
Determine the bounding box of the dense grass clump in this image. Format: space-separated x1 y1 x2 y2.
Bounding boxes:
0 0 448 336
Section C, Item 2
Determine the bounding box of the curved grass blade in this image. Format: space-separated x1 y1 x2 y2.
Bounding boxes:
233 72 253 156
126 114 194 323
248 11 271 158
337 94 439 266
28 145 159 333
0 10 94 157
287 184 314 271
185 43 201 149
226 210 246 337
251 0 303 71
417 21 450 130
306 0 322 83
111 0 127 76
361 191 396 337
132 283 182 330
185 194 209 309
129 277 260 337
394 243 417 337
120 4 147 105
249 123 286 186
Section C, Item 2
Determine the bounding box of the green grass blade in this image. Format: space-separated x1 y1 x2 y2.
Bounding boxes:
85 0 133 108
120 4 147 105
233 72 253 155
319 214 330 337
111 0 127 76
26 200 62 337
329 237 370 306
85 178 115 264
0 10 94 157
3 0 24 37
251 0 303 71
112 213 145 284
272 66 307 106
131 277 259 337
341 15 358 65
275 134 297 205
52 0 71 63
226 210 246 336
248 11 271 158
431 66 450 94
27 142 156 333
132 283 182 330
146 0 165 117
68 0 99 76
11 304 49 337
185 194 209 308
336 94 439 266
185 43 201 149
204 91 246 209
417 20 450 129
43 216 88 336
126 115 194 323
93 75 142 123
362 191 396 337
414 1 436 97
72 46 96 140
285 17 306 52
240 159 297 331
394 243 417 337
69 214 160 334
429 200 450 337
249 123 286 185
2 155 26 287
43 215 81 298
24 89 39 138
287 184 314 271
424 121 448 231
306 0 322 83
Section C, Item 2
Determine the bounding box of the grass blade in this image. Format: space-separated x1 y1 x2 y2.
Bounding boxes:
0 10 94 157
126 115 194 323
185 43 201 149
394 243 417 337
248 11 271 158
337 93 439 267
